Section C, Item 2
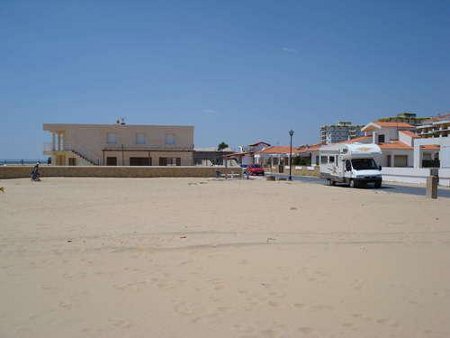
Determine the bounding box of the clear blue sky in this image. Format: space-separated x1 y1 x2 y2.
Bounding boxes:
1 0 449 159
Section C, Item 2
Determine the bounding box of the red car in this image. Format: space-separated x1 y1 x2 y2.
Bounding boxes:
245 164 265 176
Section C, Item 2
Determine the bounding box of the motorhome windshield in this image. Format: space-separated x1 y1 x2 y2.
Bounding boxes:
351 158 378 170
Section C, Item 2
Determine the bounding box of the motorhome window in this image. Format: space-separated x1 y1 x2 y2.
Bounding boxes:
345 160 352 171
351 158 378 170
329 156 335 163
320 156 328 164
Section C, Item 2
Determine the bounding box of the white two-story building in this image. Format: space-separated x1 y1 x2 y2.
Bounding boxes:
361 121 440 167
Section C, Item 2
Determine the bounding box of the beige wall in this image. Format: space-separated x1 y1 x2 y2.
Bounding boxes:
0 166 241 179
43 123 194 165
103 150 193 166
264 165 320 177
380 149 414 167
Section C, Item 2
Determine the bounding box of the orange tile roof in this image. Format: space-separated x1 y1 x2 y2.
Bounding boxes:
375 121 415 128
297 143 322 153
425 113 450 123
259 146 298 154
378 141 413 150
399 130 419 138
421 145 440 150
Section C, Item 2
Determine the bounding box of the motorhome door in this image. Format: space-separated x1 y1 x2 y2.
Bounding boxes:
344 159 352 181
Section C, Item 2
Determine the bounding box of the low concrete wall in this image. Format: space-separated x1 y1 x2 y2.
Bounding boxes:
265 165 320 177
0 166 242 179
381 167 450 187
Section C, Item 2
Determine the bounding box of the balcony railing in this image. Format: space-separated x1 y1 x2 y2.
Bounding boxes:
43 142 55 153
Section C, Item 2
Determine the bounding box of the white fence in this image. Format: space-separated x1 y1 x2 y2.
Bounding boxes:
382 167 450 187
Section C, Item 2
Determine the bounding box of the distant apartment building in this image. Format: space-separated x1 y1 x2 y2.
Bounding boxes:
43 121 194 166
416 113 450 138
320 121 364 144
377 112 429 127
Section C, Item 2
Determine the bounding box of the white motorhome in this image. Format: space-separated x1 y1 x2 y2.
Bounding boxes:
320 143 383 188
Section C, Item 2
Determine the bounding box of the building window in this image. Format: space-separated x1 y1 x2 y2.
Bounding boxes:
320 156 328 164
394 155 408 167
378 134 385 143
136 133 146 145
107 133 118 144
130 157 151 166
329 156 335 163
106 157 117 166
165 134 176 145
159 157 181 166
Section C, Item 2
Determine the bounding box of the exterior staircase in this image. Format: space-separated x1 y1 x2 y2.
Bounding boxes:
70 150 97 166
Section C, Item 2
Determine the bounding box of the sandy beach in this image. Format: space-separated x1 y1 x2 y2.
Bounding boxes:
1 177 449 338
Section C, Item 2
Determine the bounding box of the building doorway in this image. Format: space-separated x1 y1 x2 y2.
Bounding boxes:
130 157 151 166
55 155 65 166
394 155 408 167
106 157 117 166
159 157 181 166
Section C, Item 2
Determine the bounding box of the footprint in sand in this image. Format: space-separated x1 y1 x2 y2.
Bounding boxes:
108 318 132 329
311 304 334 311
214 284 225 290
298 327 313 334
58 301 72 309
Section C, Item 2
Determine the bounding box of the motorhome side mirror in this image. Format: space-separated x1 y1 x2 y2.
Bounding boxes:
379 165 382 170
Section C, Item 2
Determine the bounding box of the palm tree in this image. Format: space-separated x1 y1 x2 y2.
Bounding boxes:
217 142 229 151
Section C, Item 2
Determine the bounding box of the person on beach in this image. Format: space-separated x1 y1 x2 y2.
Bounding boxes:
31 161 41 181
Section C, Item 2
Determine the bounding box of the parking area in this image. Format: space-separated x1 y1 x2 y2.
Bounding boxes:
268 173 450 199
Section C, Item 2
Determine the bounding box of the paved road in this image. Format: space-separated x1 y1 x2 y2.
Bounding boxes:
268 173 450 199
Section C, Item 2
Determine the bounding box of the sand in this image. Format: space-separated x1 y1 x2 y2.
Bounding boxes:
0 177 449 338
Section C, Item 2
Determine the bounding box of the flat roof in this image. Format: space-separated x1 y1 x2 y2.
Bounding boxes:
43 123 194 131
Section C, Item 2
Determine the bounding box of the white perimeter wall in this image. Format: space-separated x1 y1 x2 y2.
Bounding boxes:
382 167 450 187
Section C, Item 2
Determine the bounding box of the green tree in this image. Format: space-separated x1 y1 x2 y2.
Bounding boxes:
217 142 229 151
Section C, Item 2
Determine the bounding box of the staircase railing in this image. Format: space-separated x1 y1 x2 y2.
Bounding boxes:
63 144 100 165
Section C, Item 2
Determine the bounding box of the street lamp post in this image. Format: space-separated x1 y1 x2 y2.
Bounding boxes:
289 129 294 181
